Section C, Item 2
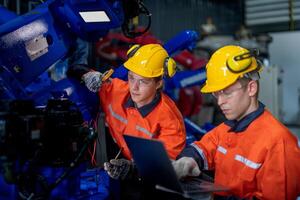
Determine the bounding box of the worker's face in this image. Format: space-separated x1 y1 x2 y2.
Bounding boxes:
128 71 162 108
212 80 257 121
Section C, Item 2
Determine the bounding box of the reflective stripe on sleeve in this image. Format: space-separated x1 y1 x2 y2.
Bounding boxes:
191 143 209 170
136 125 153 138
109 104 154 138
108 104 128 124
235 154 262 169
217 145 227 154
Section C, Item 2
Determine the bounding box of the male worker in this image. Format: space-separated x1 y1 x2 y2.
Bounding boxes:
68 44 186 199
172 45 300 200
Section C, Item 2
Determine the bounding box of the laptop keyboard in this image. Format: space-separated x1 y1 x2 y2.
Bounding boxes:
180 178 205 192
180 179 212 199
181 182 202 192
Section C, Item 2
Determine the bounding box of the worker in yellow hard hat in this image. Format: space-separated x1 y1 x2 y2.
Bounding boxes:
172 45 300 200
68 44 186 199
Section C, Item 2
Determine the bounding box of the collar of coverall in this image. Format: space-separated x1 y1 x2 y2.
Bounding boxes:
124 92 162 118
224 101 265 133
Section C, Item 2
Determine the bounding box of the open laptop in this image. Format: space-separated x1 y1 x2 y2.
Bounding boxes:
124 135 228 199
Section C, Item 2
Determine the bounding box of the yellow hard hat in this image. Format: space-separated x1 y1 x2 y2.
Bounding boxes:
124 44 176 78
201 45 260 93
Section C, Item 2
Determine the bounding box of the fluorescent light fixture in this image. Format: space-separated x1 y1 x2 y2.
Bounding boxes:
79 11 110 23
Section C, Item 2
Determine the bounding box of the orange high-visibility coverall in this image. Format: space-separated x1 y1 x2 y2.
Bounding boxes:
99 78 186 160
185 107 300 200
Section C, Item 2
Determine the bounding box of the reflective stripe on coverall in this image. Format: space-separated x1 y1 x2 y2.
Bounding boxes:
99 78 186 160
183 107 300 200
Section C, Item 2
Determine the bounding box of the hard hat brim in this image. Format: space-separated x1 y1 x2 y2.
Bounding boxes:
200 77 239 93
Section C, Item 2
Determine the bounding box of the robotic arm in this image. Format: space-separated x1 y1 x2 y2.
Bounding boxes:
0 1 150 199
0 0 145 100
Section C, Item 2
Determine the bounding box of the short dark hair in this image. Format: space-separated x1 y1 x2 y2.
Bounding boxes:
153 75 163 82
238 77 260 98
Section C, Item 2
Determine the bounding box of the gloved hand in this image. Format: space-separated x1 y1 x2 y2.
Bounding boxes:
104 159 133 180
172 157 201 179
82 71 103 92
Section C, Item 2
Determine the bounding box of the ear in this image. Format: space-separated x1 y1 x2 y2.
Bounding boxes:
156 80 163 90
247 80 258 97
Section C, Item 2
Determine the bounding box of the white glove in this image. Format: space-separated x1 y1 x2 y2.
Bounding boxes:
172 157 201 179
82 71 103 92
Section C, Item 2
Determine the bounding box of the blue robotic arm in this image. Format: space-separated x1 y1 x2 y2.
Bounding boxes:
0 0 129 99
0 1 148 199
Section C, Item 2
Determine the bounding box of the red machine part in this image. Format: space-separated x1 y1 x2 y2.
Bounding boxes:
177 86 202 117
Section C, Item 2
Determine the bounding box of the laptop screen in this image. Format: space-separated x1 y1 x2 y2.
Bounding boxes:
124 135 184 192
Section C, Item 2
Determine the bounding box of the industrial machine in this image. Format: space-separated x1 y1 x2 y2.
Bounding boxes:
0 0 151 199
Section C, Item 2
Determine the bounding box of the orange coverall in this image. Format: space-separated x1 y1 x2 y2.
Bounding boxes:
180 103 300 200
99 78 186 160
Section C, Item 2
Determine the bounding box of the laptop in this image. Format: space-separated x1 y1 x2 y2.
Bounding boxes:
124 135 228 199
